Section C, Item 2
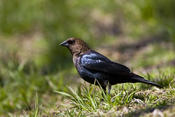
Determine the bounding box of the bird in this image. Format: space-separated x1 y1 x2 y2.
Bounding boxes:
59 37 162 94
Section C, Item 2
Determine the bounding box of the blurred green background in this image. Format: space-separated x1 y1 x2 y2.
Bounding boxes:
0 0 175 116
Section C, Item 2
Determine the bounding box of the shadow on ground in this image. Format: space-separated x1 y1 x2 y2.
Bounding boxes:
125 105 174 117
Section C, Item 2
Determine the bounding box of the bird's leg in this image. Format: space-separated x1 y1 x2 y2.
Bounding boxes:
107 83 112 95
101 86 106 100
102 86 106 94
102 80 109 94
104 80 111 95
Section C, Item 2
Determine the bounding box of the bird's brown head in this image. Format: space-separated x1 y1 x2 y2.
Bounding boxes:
59 37 90 56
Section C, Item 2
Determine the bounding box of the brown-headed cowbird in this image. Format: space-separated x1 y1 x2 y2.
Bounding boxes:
60 37 162 94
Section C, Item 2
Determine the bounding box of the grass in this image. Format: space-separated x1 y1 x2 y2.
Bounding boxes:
54 70 175 117
0 0 175 116
0 37 175 116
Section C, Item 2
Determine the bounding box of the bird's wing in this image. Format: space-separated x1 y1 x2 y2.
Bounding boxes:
81 51 130 75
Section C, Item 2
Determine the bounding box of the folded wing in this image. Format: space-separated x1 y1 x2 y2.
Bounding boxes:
81 51 130 75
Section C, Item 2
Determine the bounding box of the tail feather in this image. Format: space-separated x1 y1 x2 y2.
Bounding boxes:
131 73 162 88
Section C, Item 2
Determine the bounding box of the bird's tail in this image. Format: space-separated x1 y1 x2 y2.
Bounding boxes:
131 73 162 88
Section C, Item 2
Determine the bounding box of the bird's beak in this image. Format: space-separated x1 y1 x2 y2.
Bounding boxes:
59 40 69 47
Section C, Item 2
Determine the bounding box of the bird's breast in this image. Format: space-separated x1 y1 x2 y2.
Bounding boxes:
75 57 107 84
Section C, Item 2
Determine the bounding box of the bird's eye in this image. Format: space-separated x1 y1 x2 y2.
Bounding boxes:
67 40 75 44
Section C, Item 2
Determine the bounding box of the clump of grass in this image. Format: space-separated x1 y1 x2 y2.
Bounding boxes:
56 84 140 116
55 67 175 116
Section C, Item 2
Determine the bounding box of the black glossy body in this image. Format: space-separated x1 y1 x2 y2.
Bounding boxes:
74 50 161 88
